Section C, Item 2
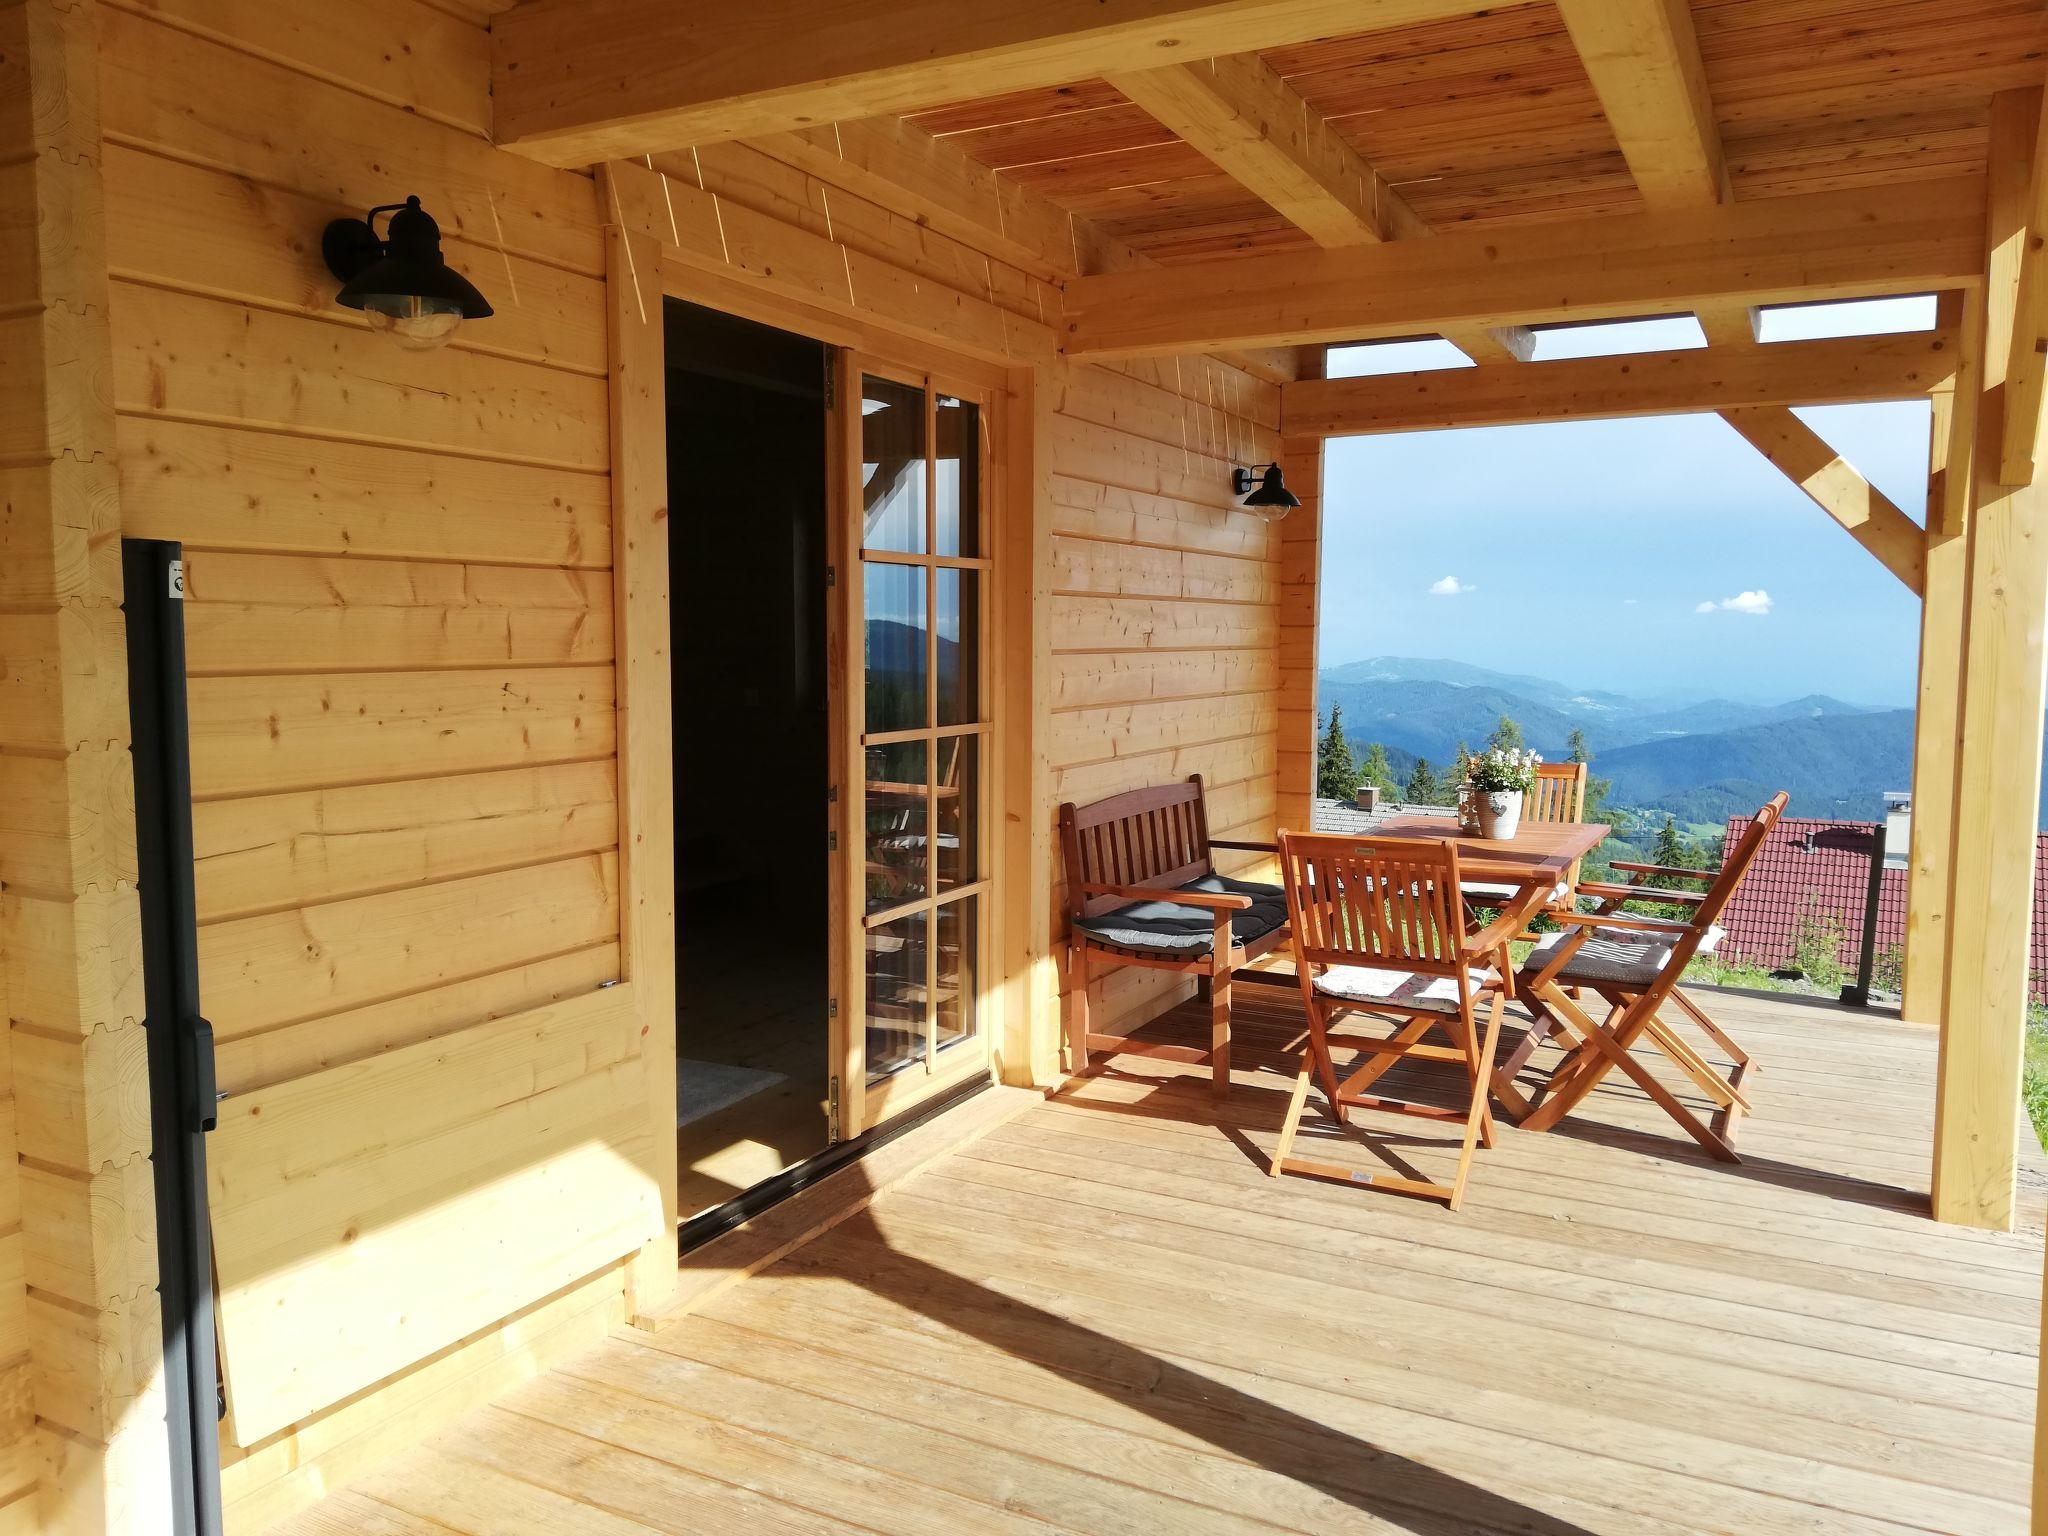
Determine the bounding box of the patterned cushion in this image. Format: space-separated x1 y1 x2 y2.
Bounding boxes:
1074 874 1287 956
1314 964 1498 1014
1460 879 1571 905
1524 923 1724 986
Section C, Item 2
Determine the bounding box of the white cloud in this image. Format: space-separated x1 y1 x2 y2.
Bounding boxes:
1697 589 1773 616
1623 598 1639 606
1428 575 1474 596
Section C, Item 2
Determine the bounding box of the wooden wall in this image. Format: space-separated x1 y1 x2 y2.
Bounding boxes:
0 8 46 1523
1046 358 1286 1035
3 0 1302 1526
77 0 652 1527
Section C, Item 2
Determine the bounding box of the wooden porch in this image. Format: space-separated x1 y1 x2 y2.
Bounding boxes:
281 987 2042 1536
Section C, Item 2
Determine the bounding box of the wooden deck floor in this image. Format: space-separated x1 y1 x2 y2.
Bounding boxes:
283 987 2044 1536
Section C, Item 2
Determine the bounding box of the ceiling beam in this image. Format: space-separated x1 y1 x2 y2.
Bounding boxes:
1060 177 1987 357
493 0 1473 168
1721 406 1928 593
1107 54 1528 366
1107 54 1431 247
1555 0 1725 211
1280 332 1959 439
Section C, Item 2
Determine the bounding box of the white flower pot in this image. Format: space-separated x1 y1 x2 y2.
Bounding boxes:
1476 789 1522 840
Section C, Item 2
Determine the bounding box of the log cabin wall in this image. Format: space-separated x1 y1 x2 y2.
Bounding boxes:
2 0 1302 1526
1045 360 1288 1034
79 0 649 1529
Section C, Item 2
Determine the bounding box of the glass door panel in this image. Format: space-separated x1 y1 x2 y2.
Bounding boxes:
843 363 994 1130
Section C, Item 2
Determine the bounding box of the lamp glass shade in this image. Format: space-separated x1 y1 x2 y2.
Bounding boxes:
1241 464 1301 522
330 196 492 350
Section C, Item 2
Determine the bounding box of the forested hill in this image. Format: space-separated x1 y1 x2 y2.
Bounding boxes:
1317 658 2048 827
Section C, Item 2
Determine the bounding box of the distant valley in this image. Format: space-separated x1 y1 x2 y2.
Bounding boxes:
1318 656 2046 827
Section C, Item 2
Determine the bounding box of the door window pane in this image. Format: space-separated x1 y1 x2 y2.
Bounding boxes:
865 740 927 913
934 735 978 891
936 897 976 1049
866 910 927 1079
864 562 926 732
936 568 978 726
935 395 979 557
862 376 926 554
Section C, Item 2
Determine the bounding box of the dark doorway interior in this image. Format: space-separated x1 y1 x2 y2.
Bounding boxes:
665 298 832 1220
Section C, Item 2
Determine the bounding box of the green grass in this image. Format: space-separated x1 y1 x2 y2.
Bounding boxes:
2025 1008 2048 1154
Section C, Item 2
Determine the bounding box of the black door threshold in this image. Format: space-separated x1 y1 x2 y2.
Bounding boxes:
676 1074 991 1256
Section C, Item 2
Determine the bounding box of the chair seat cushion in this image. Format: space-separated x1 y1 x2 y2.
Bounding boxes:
1073 874 1287 957
1524 923 1725 987
1460 879 1571 905
1315 964 1498 1013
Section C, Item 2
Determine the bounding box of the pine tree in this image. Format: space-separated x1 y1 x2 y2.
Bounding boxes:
1450 740 1473 781
1487 714 1524 753
1359 741 1399 796
1651 814 1685 868
1406 756 1440 805
1566 727 1616 827
1315 707 1362 801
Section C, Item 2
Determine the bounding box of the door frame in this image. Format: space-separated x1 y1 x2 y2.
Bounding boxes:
606 214 1052 1245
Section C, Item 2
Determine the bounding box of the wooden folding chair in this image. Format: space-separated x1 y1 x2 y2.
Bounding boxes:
1271 831 1524 1210
1503 794 1788 1160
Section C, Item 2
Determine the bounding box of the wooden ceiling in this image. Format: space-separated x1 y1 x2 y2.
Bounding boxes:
902 0 2048 263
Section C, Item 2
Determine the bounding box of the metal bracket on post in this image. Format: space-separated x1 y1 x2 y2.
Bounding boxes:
1840 817 1889 1007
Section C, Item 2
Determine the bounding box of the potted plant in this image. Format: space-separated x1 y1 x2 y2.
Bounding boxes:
1464 748 1540 839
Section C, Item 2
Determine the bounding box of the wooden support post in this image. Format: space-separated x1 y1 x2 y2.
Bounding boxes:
1933 86 2048 1231
601 211 681 1317
1903 290 1982 1027
998 363 1061 1088
1274 416 1324 843
0 0 172 1527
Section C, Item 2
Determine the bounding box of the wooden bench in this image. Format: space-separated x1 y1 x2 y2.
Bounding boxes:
1058 775 1294 1095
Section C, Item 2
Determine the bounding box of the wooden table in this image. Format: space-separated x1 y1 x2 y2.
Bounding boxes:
1369 815 1611 1117
1368 815 1610 900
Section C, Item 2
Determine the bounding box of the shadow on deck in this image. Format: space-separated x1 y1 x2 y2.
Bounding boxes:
283 986 2043 1535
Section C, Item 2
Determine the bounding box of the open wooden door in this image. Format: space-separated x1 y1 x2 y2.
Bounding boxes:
832 353 999 1135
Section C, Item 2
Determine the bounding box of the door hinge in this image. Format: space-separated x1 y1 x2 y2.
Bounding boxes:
828 829 839 852
827 784 838 804
825 564 837 589
823 355 836 410
828 1074 843 1139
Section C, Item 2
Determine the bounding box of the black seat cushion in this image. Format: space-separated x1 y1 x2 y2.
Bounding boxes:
1073 873 1288 957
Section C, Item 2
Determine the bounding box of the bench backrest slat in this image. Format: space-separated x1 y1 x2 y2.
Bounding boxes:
1059 775 1215 920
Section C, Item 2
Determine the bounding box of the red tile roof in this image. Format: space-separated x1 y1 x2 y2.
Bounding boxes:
1715 815 2048 1000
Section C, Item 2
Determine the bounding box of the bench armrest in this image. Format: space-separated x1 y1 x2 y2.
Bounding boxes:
1079 882 1254 911
1462 908 1525 958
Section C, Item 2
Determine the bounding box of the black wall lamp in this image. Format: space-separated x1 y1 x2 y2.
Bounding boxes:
323 195 492 350
1232 462 1300 522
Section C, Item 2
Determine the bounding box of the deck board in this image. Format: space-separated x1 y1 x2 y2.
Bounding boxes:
276 987 2044 1536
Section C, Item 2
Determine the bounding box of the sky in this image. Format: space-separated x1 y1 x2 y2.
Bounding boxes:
1318 298 1935 707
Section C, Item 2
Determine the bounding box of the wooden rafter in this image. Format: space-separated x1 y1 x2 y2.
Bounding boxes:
1720 406 1928 594
1555 0 1725 211
1107 53 1525 367
1060 178 1987 357
492 0 1474 167
1108 54 1429 247
1280 332 1960 439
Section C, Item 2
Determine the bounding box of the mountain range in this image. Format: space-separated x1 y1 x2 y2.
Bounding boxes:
1318 657 2041 826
